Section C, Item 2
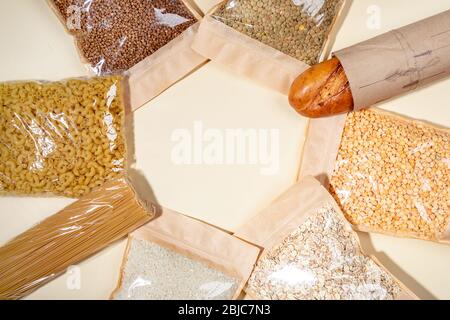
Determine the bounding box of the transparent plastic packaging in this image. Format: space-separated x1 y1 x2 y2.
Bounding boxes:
0 178 156 300
213 0 345 65
235 177 417 300
50 0 198 74
0 76 127 198
192 0 347 94
111 208 260 300
329 109 450 243
49 0 206 110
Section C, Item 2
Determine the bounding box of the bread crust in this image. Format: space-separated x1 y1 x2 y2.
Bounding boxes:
289 57 354 118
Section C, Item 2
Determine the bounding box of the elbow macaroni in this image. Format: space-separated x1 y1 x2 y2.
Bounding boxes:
0 76 126 197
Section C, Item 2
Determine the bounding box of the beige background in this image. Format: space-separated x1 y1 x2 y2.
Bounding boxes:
0 0 448 300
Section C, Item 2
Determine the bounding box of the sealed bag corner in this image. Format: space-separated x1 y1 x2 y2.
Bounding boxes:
110 207 260 300
47 0 207 111
299 108 450 244
333 9 450 110
235 176 418 300
191 0 349 94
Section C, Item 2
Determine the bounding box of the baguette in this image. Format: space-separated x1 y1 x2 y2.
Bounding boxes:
288 57 355 118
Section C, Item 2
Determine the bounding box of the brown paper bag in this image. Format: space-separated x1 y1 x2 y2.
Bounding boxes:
235 176 418 300
192 0 348 95
334 9 450 110
47 0 207 111
299 109 450 244
110 207 260 300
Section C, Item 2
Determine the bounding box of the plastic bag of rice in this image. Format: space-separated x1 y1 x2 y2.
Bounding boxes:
111 207 260 300
235 176 418 300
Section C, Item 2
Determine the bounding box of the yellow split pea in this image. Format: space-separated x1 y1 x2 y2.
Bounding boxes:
330 110 450 241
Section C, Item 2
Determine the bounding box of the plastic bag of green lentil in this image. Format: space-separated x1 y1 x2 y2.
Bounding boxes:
47 0 207 111
192 0 348 94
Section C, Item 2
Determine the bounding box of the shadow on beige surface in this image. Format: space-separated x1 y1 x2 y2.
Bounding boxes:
358 232 437 300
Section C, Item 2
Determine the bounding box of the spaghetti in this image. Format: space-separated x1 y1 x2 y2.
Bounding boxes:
0 178 155 300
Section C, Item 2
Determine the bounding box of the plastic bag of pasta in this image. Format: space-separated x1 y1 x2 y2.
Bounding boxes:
0 76 127 198
235 176 418 300
48 0 207 110
111 207 260 300
192 0 348 94
299 109 450 244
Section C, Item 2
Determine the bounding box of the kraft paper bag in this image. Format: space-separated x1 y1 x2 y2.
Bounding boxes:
298 108 450 244
192 0 349 95
334 10 450 109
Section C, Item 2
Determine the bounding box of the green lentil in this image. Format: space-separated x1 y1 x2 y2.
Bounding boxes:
213 0 343 65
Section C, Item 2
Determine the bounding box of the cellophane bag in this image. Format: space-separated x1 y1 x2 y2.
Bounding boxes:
0 178 156 300
48 0 207 110
299 109 450 244
192 0 347 94
0 76 127 198
111 207 260 300
235 176 418 300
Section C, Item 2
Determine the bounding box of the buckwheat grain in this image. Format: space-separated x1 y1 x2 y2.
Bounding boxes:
0 76 126 197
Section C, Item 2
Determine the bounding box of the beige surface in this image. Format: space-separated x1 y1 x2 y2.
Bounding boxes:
0 0 448 300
